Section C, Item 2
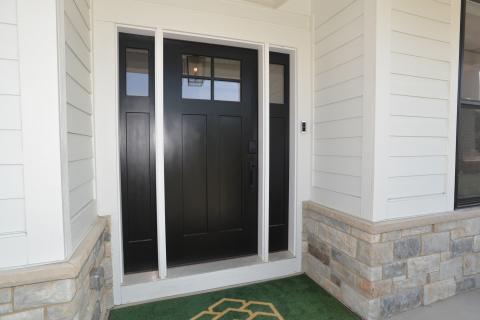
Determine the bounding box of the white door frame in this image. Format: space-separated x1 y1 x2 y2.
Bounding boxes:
110 24 302 305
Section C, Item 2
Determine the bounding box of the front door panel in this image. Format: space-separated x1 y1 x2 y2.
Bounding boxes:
164 39 258 267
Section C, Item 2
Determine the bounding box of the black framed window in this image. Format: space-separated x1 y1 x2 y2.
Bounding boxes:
456 0 480 207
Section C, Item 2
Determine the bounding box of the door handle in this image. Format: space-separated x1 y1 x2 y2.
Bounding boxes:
249 160 257 189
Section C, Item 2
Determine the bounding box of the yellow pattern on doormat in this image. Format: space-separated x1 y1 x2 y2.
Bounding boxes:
191 298 284 320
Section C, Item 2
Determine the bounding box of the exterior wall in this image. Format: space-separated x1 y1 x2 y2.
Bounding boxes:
63 0 97 251
0 218 112 319
385 0 457 219
0 0 27 267
312 0 462 222
303 203 480 319
0 0 69 268
311 0 365 218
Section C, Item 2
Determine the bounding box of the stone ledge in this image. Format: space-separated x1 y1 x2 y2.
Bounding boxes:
0 218 107 289
304 201 480 234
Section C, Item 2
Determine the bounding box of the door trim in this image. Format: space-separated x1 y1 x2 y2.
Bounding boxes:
111 25 300 305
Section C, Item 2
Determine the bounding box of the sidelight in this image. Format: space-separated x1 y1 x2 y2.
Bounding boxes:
126 48 149 97
269 64 284 104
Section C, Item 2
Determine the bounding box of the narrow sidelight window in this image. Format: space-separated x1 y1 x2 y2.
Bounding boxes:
456 0 480 206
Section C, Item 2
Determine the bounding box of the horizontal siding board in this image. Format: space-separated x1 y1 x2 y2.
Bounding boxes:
70 200 96 250
390 116 448 137
0 165 23 199
0 0 17 24
314 155 361 176
388 156 447 177
0 24 18 59
315 97 362 122
315 0 363 41
391 74 449 99
0 60 19 95
391 31 451 61
389 137 448 156
391 0 451 23
0 131 23 164
314 137 362 157
64 0 90 48
315 15 363 57
69 180 94 218
391 53 450 81
67 133 93 161
67 104 92 136
388 175 445 199
311 187 361 216
66 74 92 114
316 56 363 90
391 9 450 43
316 36 363 73
65 17 91 70
0 234 28 268
68 158 94 190
0 95 21 129
66 46 91 92
313 171 361 197
315 117 362 139
316 76 363 106
73 0 90 27
386 194 448 219
0 199 25 234
390 95 448 119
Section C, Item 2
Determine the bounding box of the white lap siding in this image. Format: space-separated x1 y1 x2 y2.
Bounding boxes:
312 0 364 217
64 0 96 250
0 0 28 267
386 0 453 218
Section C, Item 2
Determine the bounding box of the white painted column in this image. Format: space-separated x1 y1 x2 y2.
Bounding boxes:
17 0 67 263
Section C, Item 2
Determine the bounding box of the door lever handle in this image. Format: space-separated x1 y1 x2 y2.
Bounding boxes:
249 161 257 189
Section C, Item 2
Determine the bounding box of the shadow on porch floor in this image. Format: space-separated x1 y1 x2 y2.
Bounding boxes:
109 275 360 319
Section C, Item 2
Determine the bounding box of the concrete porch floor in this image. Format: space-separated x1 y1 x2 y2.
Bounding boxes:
391 289 480 320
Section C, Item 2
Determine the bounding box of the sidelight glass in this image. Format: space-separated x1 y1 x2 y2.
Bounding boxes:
214 81 240 102
182 78 211 100
214 58 241 80
182 55 211 77
126 48 149 96
270 64 284 104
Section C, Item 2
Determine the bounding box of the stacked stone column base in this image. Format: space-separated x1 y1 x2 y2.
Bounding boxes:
0 218 112 320
303 202 480 319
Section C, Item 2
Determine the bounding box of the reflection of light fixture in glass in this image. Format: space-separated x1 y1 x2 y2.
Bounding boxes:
188 78 204 87
193 67 198 74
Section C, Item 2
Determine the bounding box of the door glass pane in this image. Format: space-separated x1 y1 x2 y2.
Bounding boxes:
214 81 240 102
462 1 480 101
182 78 211 100
126 48 149 96
214 58 241 80
182 55 211 77
270 64 284 104
458 107 480 201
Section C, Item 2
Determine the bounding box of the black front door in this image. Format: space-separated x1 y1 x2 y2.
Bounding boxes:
119 33 158 274
164 39 258 267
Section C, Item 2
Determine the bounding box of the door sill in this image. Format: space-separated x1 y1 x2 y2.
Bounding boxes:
119 252 301 305
122 251 294 286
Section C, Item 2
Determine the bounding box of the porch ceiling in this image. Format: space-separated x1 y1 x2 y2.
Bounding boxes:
242 0 288 8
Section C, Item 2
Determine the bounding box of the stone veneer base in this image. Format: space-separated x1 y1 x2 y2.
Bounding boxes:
303 201 480 320
0 218 112 320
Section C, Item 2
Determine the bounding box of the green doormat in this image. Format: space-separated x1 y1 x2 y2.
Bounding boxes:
109 275 360 320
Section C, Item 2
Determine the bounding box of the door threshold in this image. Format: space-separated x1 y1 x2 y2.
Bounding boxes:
122 251 294 286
